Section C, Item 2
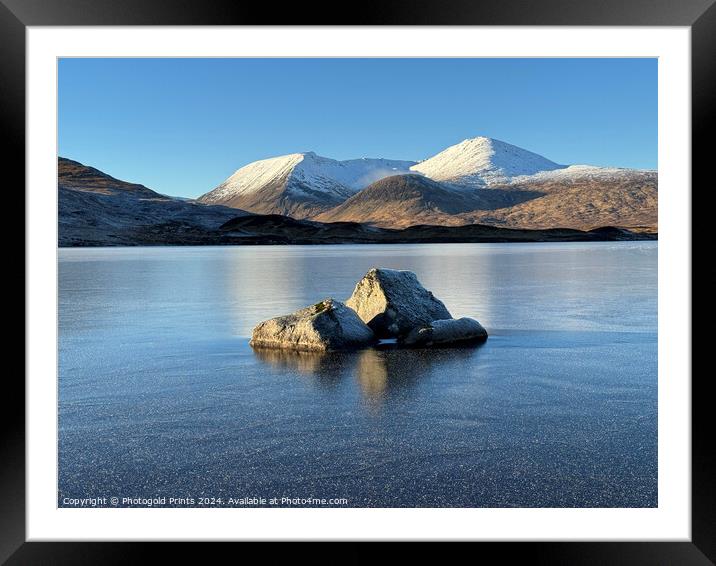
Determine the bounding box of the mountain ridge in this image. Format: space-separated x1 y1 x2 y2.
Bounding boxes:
57 157 656 246
196 136 656 231
317 170 657 231
59 131 658 244
199 151 416 218
58 157 249 246
315 174 485 227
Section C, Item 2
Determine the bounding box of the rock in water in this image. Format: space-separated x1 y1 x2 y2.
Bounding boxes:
345 268 453 338
249 299 376 351
402 317 488 347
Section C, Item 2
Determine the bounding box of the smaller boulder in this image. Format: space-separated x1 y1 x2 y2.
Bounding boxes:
346 268 453 338
401 317 488 348
250 298 376 352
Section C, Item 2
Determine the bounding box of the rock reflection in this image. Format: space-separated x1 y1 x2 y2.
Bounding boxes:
251 347 358 389
355 346 479 405
355 349 389 402
252 347 333 375
253 343 484 406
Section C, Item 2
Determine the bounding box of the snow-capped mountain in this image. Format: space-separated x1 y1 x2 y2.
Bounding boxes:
197 137 656 230
199 152 416 218
313 138 656 230
410 136 566 187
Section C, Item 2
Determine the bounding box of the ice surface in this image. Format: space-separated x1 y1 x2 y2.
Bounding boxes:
58 242 657 508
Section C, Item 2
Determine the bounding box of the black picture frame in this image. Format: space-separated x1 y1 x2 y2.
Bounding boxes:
5 0 713 563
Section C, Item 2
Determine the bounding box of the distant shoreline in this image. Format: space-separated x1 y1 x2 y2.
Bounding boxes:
59 216 657 248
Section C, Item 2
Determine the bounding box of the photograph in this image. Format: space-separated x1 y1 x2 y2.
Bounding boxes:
57 57 659 509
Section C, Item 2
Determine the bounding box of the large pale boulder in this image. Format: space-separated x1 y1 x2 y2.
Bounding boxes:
402 317 488 347
345 268 452 338
249 298 376 352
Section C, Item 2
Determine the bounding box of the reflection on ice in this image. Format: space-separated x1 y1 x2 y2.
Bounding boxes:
251 347 334 375
355 349 389 402
252 343 485 405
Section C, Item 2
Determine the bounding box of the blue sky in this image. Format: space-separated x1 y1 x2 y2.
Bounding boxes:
58 58 657 198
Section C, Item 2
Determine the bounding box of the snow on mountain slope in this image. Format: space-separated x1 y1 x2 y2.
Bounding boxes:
200 151 416 205
510 164 656 184
196 137 655 226
333 156 419 189
410 137 566 187
202 153 306 203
